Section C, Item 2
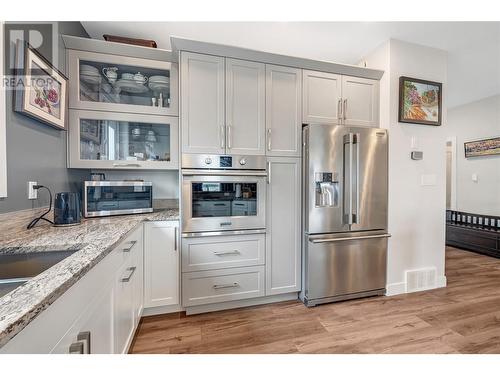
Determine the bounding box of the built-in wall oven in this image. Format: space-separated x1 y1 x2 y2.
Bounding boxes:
181 154 267 233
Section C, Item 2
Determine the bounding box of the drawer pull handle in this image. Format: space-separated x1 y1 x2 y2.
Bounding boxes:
121 266 137 282
113 163 141 167
122 240 137 252
77 331 91 354
213 282 240 289
69 341 84 354
213 250 240 256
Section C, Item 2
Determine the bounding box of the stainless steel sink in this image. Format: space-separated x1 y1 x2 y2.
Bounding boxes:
0 250 78 298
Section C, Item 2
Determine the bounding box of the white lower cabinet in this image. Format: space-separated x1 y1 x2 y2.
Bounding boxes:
266 157 302 295
182 266 265 307
51 282 114 354
181 233 266 307
143 221 180 308
114 263 136 354
182 233 265 272
0 225 144 354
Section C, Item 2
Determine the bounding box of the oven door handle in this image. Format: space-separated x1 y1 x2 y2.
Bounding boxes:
182 169 268 177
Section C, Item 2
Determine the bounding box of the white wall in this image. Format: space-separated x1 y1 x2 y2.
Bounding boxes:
362 39 448 295
0 22 7 198
447 95 500 216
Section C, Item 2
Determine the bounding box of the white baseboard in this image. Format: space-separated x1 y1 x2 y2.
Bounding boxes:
385 282 407 296
437 275 447 288
386 275 447 296
142 304 184 317
185 293 299 315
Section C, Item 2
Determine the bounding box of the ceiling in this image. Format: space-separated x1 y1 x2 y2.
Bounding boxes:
82 22 500 108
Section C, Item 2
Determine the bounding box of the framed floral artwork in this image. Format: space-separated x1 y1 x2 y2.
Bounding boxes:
464 137 500 158
14 40 68 130
399 76 442 126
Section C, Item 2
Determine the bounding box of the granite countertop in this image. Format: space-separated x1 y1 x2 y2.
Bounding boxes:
0 208 179 349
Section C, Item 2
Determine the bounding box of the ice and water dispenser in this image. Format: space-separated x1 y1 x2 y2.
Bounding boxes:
314 172 339 207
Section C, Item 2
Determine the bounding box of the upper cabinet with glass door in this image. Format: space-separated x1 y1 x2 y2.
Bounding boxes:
68 50 178 116
68 110 178 170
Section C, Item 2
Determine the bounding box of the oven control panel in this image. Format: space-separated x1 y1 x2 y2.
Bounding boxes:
220 156 232 168
183 154 266 170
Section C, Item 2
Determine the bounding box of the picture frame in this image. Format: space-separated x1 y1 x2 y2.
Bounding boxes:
398 76 442 126
14 40 68 130
464 137 500 158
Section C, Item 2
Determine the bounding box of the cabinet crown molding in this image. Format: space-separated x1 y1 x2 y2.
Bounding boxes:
171 36 384 80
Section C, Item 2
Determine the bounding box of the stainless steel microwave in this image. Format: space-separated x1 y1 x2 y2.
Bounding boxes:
83 181 153 218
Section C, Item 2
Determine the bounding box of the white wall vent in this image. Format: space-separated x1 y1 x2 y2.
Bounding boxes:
405 267 437 293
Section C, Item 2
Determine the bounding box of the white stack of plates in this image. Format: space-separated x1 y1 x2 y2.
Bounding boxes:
80 64 102 85
148 76 170 93
114 79 149 94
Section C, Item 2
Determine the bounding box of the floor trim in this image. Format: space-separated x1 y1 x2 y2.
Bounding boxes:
142 304 184 317
185 293 299 315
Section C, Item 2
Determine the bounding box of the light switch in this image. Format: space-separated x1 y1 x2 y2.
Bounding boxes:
472 173 478 183
421 174 437 186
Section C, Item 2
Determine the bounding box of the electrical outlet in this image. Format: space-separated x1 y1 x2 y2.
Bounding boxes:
28 181 38 200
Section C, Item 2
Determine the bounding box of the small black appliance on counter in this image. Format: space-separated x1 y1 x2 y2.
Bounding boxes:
53 192 81 226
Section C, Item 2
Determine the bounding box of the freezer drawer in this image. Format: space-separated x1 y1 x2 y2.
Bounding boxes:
304 232 388 304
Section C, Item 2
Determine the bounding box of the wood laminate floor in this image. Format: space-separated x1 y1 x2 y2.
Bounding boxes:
130 247 500 354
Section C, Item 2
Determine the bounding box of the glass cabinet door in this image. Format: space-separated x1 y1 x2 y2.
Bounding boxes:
68 50 178 116
69 110 178 169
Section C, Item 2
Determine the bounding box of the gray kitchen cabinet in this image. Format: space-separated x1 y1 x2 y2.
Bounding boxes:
265 65 302 157
225 58 266 155
302 70 342 124
302 71 379 127
342 75 379 127
67 49 178 117
180 52 266 155
144 221 180 309
2 226 144 354
265 157 301 295
114 226 143 354
68 110 179 170
181 52 225 154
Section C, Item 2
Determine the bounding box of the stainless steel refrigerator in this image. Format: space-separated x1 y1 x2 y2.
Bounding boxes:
301 124 390 307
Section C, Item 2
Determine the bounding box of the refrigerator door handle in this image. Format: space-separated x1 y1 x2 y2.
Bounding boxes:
353 133 360 224
309 233 391 243
343 133 354 225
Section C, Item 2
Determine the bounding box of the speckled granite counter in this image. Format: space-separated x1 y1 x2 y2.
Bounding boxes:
0 209 179 349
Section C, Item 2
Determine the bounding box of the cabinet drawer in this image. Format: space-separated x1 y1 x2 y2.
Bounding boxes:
182 234 265 272
114 226 142 262
182 266 265 306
